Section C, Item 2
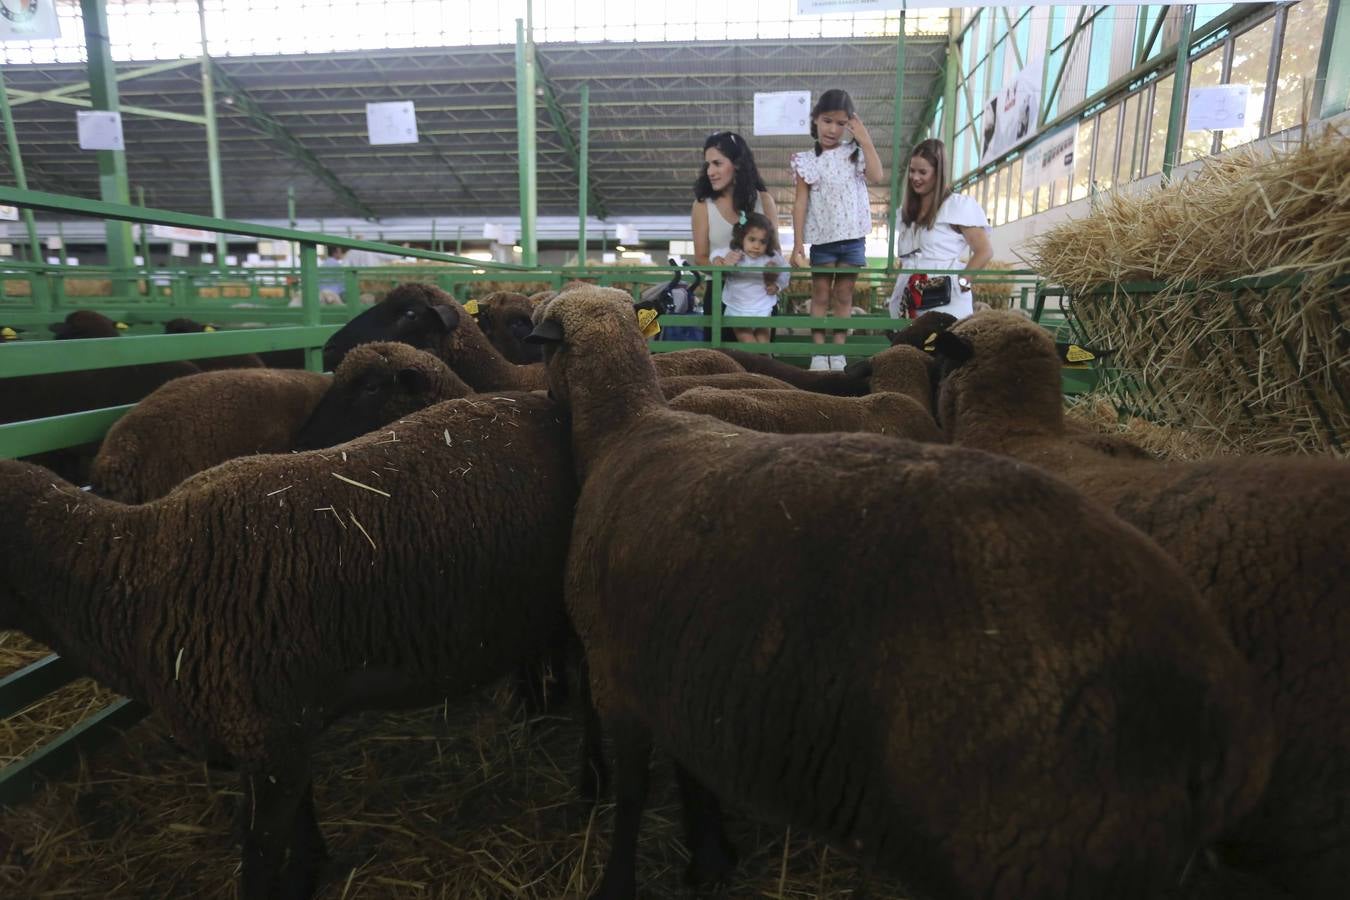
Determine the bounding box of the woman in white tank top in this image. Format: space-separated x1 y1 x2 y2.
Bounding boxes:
691 131 778 267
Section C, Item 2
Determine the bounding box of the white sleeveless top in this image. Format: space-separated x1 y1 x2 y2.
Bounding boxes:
703 195 765 252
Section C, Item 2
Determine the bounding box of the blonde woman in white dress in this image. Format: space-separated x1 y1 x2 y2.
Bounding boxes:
887 138 993 320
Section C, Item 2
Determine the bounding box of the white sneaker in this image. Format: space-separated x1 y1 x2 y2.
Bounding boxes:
809 354 830 371
831 354 847 371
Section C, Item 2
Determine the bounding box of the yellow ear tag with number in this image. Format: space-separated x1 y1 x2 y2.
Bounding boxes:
462 299 480 316
203 324 217 333
115 321 130 330
637 308 661 339
1 326 17 340
1065 344 1095 363
923 332 938 351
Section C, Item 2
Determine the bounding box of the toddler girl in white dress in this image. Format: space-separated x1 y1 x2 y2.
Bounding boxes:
711 212 790 345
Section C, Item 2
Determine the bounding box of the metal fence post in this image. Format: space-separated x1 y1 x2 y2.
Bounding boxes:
1161 6 1196 181
885 14 908 273
300 242 321 372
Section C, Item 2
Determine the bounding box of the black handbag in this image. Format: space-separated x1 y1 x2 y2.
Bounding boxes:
902 274 952 318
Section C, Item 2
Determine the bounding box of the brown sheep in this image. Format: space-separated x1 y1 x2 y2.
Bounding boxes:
89 368 330 503
1 391 587 899
162 318 267 370
525 287 1272 900
668 385 941 441
658 372 794 399
475 291 544 365
294 342 472 450
322 283 746 391
932 310 1350 897
49 309 127 338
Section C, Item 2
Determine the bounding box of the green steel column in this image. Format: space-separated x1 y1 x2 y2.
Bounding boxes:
514 18 538 267
197 0 227 264
885 13 908 272
0 67 43 266
300 242 321 372
942 25 959 154
80 0 135 269
56 221 67 264
1315 0 1349 118
287 184 297 270
136 185 151 264
1161 5 1195 181
578 83 589 264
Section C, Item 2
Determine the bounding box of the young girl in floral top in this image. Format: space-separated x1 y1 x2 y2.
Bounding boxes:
790 89 884 371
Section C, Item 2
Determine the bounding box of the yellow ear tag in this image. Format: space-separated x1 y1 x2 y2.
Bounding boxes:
923 332 938 351
115 321 129 330
1 326 17 340
1065 344 1095 363
203 324 217 333
636 308 661 339
462 299 480 316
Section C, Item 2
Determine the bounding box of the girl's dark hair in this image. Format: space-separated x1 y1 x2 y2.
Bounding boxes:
810 89 861 163
693 131 768 221
729 212 779 255
901 138 952 230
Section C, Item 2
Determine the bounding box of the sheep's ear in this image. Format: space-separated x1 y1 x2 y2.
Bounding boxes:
933 331 974 364
431 303 460 331
843 358 872 378
526 319 565 345
396 367 432 394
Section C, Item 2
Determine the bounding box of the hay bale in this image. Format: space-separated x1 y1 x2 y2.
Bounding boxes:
61 279 114 298
3 281 32 297
0 630 910 898
971 261 1017 309
1065 395 1230 462
1030 130 1350 456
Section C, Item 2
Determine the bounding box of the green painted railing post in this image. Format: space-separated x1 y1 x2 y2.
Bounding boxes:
56 220 67 265
942 21 960 155
0 66 44 272
514 18 538 268
710 269 723 347
198 0 228 265
80 0 136 270
287 184 298 269
885 13 908 274
300 242 321 371
579 83 589 266
1161 5 1195 180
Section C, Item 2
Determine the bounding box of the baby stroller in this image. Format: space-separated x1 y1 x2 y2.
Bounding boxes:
642 259 706 343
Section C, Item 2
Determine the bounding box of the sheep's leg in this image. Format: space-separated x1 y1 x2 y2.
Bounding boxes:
576 659 610 804
238 760 319 900
281 782 327 898
589 717 652 900
673 763 738 887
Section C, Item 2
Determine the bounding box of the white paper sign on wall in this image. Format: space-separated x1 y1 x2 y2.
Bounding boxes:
171 241 190 257
152 224 214 243
753 91 812 137
0 205 18 222
366 101 418 145
46 235 61 249
0 0 62 41
1186 84 1252 131
76 110 125 151
0 243 13 256
615 224 640 245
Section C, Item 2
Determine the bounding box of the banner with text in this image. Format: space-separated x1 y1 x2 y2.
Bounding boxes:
1021 124 1077 191
798 1 1260 12
1 0 62 41
979 58 1043 168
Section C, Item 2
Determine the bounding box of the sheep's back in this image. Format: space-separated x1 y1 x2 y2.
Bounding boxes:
90 369 330 502
669 387 941 440
658 372 793 399
651 348 744 378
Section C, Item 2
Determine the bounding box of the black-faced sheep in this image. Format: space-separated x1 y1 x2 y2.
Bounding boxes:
48 309 127 339
668 385 941 440
162 318 267 370
931 310 1350 897
475 291 543 365
1 391 585 899
525 287 1273 900
322 284 747 390
294 342 472 450
88 368 331 503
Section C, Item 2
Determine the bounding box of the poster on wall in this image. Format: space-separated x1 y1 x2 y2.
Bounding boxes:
76 110 125 151
1186 84 1252 130
753 91 811 136
366 101 418 146
0 0 62 41
1021 124 1076 191
979 59 1043 168
0 204 18 222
